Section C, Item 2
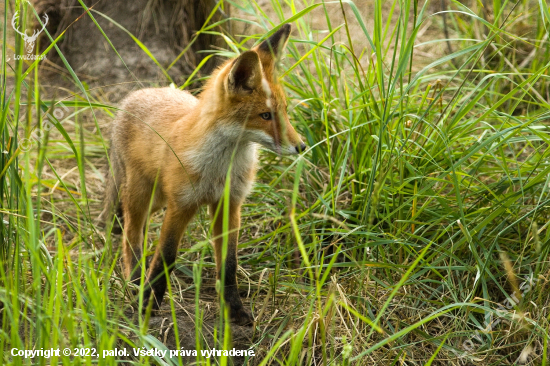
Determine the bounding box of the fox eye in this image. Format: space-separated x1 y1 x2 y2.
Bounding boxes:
260 112 272 120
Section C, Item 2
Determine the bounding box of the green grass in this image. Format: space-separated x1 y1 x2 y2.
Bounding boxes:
1 0 550 365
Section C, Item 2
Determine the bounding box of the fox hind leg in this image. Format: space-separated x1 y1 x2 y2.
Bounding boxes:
98 149 125 233
121 173 153 284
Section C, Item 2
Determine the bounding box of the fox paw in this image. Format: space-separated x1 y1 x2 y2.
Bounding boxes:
230 307 254 326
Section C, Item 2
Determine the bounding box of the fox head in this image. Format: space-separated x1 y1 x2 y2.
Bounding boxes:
212 24 306 155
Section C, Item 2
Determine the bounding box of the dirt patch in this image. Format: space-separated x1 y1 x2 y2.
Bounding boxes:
137 307 254 365
29 0 228 100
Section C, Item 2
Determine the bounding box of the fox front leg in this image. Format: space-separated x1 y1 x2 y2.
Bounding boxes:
210 200 253 326
142 204 197 310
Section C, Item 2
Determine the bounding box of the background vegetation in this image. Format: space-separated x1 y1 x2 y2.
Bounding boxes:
1 0 549 365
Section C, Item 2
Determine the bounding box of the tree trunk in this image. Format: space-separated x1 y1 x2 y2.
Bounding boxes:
32 0 228 90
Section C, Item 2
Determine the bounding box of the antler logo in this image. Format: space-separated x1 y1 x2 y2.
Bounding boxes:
12 11 48 54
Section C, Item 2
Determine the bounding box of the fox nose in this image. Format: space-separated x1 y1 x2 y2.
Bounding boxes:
296 142 307 153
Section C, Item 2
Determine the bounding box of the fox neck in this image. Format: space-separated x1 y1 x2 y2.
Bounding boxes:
184 72 258 188
187 122 257 181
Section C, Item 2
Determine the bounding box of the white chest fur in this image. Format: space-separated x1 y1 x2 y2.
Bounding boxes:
180 126 257 205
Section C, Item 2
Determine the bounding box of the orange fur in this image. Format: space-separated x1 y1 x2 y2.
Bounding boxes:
100 24 305 325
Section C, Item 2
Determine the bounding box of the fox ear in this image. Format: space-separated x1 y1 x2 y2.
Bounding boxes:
257 24 291 60
227 51 262 94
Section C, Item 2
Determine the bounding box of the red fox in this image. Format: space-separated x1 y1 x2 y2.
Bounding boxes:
99 24 305 325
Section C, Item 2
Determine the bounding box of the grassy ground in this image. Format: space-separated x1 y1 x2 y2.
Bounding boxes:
1 0 550 365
